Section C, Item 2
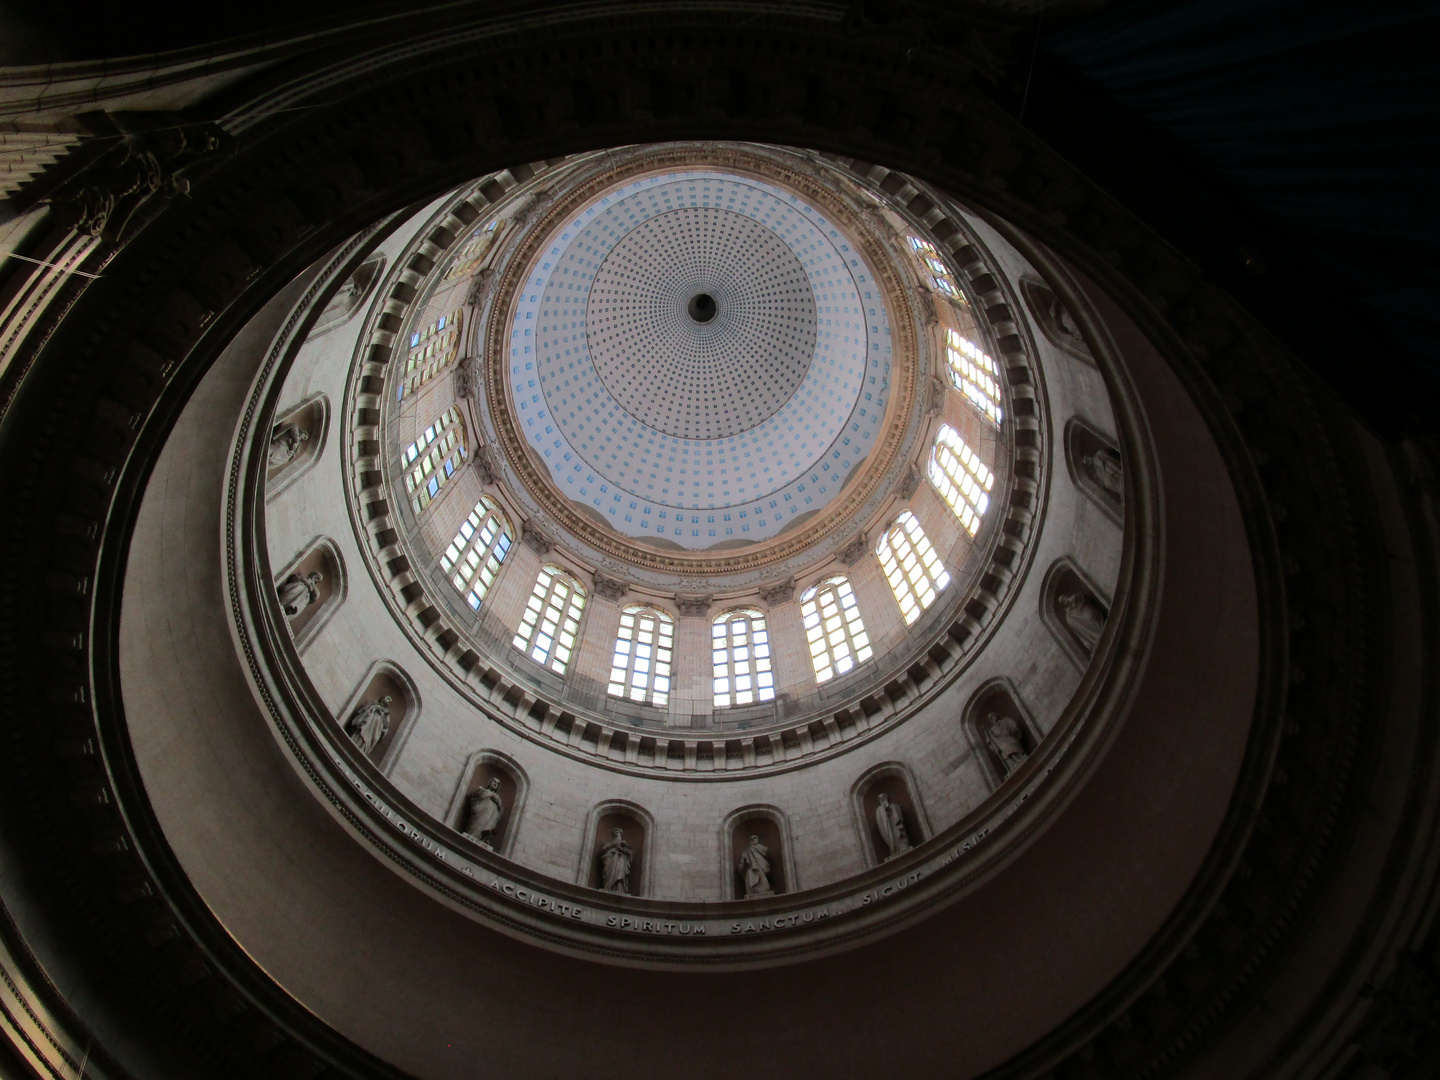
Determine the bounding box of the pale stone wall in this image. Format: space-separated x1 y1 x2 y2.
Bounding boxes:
259 193 1125 904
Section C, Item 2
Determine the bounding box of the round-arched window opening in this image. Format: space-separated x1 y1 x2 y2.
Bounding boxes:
687 291 717 323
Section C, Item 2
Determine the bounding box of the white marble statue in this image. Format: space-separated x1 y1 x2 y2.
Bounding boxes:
463 777 504 849
1083 448 1124 498
277 570 322 618
874 793 911 859
986 713 1029 777
268 423 310 470
1058 591 1107 653
600 827 633 894
345 694 392 756
738 835 774 898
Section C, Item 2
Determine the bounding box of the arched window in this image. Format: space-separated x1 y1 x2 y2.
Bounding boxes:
800 576 873 683
907 235 961 300
398 309 463 401
512 565 586 674
440 496 512 610
712 608 775 708
929 423 995 536
607 605 675 706
444 219 500 281
877 512 951 625
401 406 466 514
945 327 1003 426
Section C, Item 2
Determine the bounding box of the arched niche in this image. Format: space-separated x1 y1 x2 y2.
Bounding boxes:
962 678 1043 792
445 751 528 859
307 253 385 338
1019 275 1095 367
1064 417 1124 525
274 536 345 654
580 801 652 898
335 661 421 773
1041 558 1112 670
265 393 329 502
723 806 794 900
851 763 931 868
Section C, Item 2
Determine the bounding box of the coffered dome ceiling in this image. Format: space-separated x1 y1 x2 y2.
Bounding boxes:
513 169 889 546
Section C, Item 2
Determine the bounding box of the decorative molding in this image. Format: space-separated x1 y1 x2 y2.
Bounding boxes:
926 373 947 416
592 572 628 602
758 578 795 605
675 594 713 617
454 355 477 400
899 463 922 499
32 117 229 241
839 532 870 566
520 519 552 556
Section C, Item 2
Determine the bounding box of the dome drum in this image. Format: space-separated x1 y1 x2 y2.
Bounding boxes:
219 142 1151 962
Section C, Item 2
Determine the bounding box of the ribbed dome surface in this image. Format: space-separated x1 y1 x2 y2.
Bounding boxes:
510 170 892 550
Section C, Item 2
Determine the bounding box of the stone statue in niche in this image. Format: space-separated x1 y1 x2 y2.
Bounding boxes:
345 694 392 756
1058 591 1107 653
1084 447 1124 499
462 777 504 849
277 571 323 618
317 273 362 324
875 793 912 859
738 835 775 898
1049 293 1083 342
1021 279 1094 363
600 827 633 894
985 713 1029 777
267 423 309 470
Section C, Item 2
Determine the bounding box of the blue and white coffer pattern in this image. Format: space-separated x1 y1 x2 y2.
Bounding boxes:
508 171 893 550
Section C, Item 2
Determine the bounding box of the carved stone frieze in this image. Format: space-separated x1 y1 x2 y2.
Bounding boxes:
40 119 228 241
